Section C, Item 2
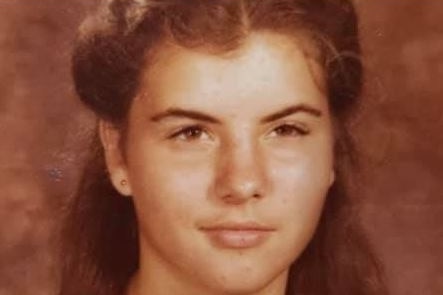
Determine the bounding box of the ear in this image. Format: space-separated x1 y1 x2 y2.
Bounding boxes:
99 120 133 196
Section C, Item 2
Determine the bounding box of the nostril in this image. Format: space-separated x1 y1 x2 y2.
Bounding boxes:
215 181 265 204
253 193 262 199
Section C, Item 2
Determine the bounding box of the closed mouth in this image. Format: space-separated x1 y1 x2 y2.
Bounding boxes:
199 221 275 232
199 221 275 249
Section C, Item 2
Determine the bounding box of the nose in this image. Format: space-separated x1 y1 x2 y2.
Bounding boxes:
214 139 268 205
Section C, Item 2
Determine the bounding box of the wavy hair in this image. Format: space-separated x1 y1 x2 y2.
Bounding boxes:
59 1 388 294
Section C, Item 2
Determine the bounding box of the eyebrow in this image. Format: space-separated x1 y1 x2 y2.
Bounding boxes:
149 104 322 124
150 108 221 124
260 104 322 123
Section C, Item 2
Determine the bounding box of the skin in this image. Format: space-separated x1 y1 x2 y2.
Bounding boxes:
100 33 335 295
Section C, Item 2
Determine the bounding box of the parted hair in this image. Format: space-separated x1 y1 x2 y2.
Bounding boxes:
59 1 388 295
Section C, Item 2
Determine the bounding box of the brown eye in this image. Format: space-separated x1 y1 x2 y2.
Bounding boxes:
271 123 309 137
169 125 210 141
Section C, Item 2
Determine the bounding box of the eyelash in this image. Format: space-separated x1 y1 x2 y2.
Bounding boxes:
269 123 310 137
168 125 210 141
167 122 309 142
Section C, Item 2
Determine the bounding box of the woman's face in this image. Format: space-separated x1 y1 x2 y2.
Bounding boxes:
102 33 334 295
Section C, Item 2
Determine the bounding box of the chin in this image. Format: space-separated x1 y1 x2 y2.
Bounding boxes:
201 268 287 295
209 281 267 295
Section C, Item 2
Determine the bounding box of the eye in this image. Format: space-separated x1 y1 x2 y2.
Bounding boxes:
168 125 211 141
269 123 309 138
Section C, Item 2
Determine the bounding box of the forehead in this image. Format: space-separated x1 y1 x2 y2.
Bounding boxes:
137 33 326 115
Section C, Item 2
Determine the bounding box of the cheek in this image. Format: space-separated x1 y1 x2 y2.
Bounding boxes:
264 157 331 259
268 148 333 225
126 142 213 224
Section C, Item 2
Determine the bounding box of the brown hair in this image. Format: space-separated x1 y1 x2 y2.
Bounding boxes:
60 1 388 294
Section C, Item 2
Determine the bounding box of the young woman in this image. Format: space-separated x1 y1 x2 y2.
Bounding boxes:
59 0 388 294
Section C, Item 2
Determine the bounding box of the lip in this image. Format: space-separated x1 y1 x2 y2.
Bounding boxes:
200 221 275 249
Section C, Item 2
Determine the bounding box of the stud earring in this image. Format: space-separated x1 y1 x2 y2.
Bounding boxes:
120 179 128 186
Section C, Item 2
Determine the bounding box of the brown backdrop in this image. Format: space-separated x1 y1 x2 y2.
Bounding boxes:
0 1 442 294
